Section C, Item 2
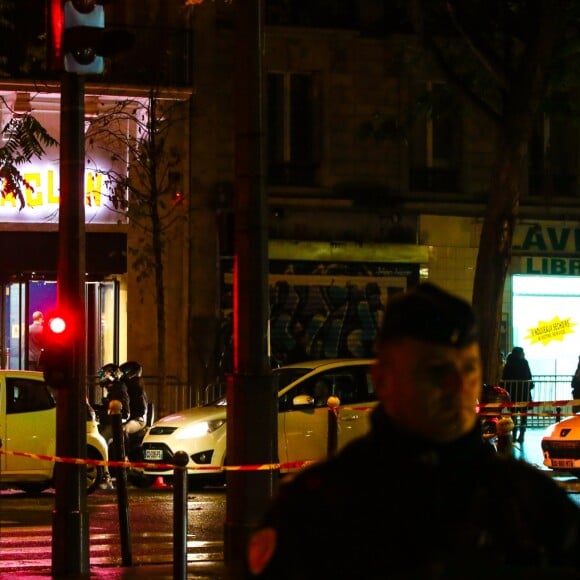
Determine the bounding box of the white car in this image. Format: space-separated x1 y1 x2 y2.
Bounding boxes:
541 414 580 478
141 359 377 488
0 370 109 494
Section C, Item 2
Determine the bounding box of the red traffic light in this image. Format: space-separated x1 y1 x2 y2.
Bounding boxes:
48 0 134 74
47 316 67 335
47 0 65 71
44 310 73 341
42 311 73 389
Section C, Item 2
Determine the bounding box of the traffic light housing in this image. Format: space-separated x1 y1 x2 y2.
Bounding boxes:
47 0 134 75
41 311 74 389
63 0 105 74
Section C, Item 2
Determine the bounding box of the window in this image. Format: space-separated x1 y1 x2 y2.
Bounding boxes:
331 367 377 404
6 379 55 414
267 72 319 187
529 114 580 197
279 365 376 411
409 82 461 192
266 0 357 29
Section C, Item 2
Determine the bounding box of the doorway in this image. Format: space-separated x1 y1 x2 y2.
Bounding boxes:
1 278 120 380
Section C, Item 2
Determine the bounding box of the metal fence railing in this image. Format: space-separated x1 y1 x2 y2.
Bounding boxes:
499 375 576 428
94 374 576 427
142 378 227 417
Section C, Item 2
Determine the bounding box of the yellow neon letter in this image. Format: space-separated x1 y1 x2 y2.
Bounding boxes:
86 172 102 207
47 170 59 203
24 173 43 206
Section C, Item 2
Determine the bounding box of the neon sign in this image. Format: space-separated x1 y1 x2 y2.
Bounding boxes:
0 163 126 225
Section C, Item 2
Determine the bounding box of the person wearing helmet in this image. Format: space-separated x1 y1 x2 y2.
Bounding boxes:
98 363 131 443
97 363 131 490
119 361 148 437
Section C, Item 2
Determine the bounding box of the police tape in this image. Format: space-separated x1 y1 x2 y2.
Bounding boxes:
0 448 312 473
477 399 580 418
347 400 580 415
3 399 578 473
479 399 580 409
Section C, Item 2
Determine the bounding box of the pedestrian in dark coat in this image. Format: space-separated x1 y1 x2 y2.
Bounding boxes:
246 283 580 579
501 346 533 442
571 355 580 414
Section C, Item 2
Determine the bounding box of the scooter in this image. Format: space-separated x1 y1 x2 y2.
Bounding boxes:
94 400 155 488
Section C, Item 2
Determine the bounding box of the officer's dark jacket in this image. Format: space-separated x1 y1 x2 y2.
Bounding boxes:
248 406 580 579
126 376 148 421
104 380 130 421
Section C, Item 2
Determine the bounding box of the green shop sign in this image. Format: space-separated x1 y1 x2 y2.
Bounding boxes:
515 225 580 275
514 225 580 252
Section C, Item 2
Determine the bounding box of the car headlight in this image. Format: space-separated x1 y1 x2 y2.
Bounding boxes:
176 419 226 440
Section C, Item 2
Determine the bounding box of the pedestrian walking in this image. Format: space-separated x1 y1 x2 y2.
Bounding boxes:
571 355 580 414
246 282 580 579
501 346 533 442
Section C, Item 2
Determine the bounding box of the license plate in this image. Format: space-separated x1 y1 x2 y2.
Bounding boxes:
144 449 163 461
552 459 574 468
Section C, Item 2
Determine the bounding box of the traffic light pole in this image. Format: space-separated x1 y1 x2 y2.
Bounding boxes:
52 71 89 576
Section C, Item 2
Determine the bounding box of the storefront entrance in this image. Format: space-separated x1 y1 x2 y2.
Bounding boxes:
511 274 580 384
1 278 121 384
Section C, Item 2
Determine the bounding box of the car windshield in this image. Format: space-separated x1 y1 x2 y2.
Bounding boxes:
206 368 312 407
272 368 310 391
206 396 228 406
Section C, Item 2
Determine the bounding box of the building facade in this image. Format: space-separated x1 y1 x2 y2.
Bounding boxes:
2 1 580 414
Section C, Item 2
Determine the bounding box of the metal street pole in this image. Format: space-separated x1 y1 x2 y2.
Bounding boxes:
225 0 278 575
52 71 89 576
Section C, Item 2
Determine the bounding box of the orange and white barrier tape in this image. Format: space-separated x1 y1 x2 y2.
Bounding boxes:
0 448 312 472
478 399 580 417
335 400 580 415
479 399 580 410
2 399 578 473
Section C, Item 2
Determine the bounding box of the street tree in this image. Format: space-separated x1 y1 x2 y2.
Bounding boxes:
364 1 579 383
85 92 188 414
407 0 580 383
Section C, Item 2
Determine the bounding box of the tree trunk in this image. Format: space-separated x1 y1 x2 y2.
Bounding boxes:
473 3 562 385
473 133 523 385
154 212 167 414
147 94 168 415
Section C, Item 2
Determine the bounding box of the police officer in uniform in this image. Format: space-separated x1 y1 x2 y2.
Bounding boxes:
247 282 580 579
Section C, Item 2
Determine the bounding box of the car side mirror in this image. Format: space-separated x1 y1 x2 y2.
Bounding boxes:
292 394 314 408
